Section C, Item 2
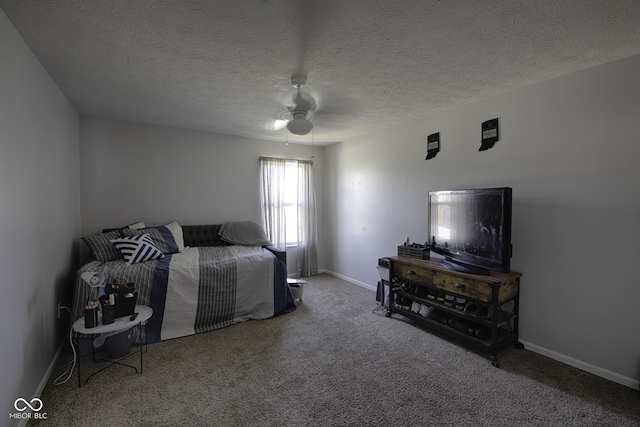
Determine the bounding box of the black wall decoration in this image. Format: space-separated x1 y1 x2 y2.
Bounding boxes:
480 118 499 151
426 132 440 160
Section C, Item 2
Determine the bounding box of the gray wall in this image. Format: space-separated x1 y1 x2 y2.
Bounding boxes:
79 117 325 271
0 9 80 424
324 54 640 388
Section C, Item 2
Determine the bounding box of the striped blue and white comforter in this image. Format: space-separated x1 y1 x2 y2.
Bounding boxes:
72 246 295 343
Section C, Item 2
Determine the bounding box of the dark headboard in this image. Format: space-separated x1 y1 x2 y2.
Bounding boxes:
181 224 231 248
182 224 286 265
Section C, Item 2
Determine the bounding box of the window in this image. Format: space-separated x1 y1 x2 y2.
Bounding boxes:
259 156 318 276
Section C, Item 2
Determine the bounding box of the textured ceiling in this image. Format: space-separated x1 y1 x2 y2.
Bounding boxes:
2 0 640 145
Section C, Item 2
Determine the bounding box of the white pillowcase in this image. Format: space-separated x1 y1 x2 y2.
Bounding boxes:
218 221 272 246
111 233 165 265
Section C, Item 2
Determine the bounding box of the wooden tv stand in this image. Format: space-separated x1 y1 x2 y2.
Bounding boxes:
386 256 523 367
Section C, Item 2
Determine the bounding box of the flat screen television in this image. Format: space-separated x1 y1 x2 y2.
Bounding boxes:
428 187 512 274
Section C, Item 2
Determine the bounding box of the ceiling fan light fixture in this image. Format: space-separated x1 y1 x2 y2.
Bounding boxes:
287 115 313 135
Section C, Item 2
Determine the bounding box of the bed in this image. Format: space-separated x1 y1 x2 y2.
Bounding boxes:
72 221 296 344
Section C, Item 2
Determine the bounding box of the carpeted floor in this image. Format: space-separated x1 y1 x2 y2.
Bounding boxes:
30 274 639 426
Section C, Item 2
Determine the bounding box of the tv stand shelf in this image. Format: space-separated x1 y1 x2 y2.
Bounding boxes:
386 256 523 367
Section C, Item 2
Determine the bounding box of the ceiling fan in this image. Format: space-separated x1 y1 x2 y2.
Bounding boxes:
269 74 361 139
284 75 314 136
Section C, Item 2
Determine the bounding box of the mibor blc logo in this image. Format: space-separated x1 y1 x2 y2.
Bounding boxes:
9 397 47 420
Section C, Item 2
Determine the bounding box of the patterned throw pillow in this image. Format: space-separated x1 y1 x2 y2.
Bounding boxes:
111 233 165 265
120 221 185 254
82 222 147 262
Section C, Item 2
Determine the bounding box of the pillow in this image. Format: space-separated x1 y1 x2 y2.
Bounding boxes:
101 221 147 233
111 234 165 265
123 221 146 230
218 221 272 246
82 230 122 262
120 221 185 254
82 222 147 262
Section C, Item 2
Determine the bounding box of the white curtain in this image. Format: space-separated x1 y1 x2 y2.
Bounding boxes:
296 160 318 277
259 156 318 277
259 156 286 248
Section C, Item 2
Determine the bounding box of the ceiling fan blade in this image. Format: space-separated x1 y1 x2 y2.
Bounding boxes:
306 90 363 131
264 110 291 131
272 119 288 130
310 111 356 131
262 119 288 131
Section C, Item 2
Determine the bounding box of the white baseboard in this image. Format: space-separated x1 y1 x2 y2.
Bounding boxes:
320 270 639 391
16 340 67 427
520 340 639 391
39 339 66 391
322 269 377 292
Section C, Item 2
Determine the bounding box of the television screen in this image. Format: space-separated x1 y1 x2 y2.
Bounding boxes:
428 187 512 274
